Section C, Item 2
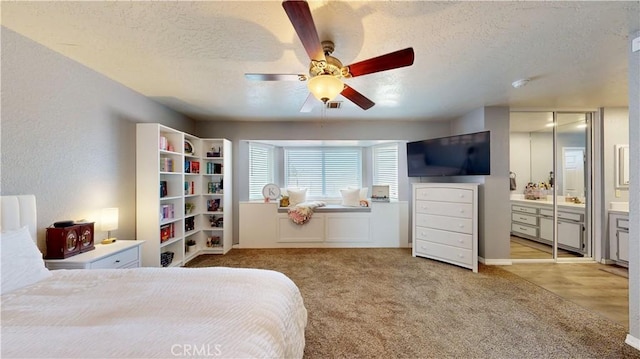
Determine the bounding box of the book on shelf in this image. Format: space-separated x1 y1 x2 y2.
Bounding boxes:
160 223 175 242
160 203 174 221
207 198 221 212
160 181 168 198
185 217 195 232
184 160 191 174
191 161 200 174
160 157 174 172
184 181 195 195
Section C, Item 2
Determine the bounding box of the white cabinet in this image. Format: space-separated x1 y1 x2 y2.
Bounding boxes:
412 183 478 273
608 212 629 266
136 124 232 267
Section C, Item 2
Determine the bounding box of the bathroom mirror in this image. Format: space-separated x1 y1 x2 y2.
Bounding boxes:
615 144 629 189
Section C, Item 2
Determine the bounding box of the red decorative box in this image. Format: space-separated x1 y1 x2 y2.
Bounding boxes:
45 223 94 259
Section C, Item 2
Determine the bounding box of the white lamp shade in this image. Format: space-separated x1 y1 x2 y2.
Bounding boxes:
307 75 344 103
100 208 119 231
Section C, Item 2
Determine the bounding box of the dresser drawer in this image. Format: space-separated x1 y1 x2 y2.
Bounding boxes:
89 246 139 269
414 239 473 267
512 205 538 215
415 213 473 234
511 223 538 238
415 226 472 249
415 187 473 204
415 200 473 219
511 212 538 226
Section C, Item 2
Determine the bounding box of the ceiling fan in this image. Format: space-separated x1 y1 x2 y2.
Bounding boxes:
245 0 415 111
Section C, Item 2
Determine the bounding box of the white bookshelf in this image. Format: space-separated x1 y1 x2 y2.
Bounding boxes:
136 124 232 267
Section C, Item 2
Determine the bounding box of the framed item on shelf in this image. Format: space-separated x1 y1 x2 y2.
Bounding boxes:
184 139 194 156
262 183 280 202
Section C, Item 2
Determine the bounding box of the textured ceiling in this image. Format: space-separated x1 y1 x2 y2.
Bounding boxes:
2 1 639 122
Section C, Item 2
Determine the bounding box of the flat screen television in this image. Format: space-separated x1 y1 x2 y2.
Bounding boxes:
407 131 490 177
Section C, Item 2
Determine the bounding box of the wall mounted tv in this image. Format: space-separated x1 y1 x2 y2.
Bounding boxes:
407 131 491 177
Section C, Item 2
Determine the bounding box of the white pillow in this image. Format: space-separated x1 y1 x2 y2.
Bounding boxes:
340 188 360 207
359 187 369 200
1 226 51 295
287 188 307 207
349 186 369 200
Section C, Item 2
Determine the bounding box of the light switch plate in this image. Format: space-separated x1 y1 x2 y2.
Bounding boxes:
633 37 640 53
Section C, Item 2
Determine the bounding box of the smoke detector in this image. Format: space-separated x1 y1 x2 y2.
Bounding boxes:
512 78 530 88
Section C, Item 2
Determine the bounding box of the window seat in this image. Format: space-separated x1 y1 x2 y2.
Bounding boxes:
239 201 409 248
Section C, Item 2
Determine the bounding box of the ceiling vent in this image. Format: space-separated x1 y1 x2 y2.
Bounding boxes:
326 101 342 109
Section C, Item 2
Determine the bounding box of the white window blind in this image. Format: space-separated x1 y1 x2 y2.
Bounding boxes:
373 143 399 199
249 143 274 200
285 147 361 198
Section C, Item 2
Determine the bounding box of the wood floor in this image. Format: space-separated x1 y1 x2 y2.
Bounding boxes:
502 261 629 329
510 236 582 259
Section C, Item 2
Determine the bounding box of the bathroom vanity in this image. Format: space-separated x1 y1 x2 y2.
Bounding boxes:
510 196 586 254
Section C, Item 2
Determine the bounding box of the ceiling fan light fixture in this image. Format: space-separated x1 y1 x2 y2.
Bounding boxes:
308 74 344 103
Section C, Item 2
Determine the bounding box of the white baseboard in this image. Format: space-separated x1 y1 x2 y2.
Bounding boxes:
479 257 513 266
626 334 640 351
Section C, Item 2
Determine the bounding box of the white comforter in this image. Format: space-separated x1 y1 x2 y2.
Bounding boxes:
1 267 307 358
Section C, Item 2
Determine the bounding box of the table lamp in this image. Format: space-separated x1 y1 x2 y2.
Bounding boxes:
100 207 119 244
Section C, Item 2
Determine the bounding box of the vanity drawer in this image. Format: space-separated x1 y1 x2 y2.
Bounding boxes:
415 213 473 234
89 246 140 269
557 211 583 222
415 188 473 204
616 218 629 230
415 200 473 219
511 213 538 226
414 226 472 249
511 223 538 238
540 208 553 217
511 205 538 215
414 239 473 267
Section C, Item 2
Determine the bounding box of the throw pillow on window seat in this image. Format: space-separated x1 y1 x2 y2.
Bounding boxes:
340 188 360 207
287 188 307 207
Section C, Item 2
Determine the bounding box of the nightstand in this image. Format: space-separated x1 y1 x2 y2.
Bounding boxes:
44 240 145 270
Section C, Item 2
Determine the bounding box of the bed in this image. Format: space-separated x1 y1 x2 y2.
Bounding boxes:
0 195 307 358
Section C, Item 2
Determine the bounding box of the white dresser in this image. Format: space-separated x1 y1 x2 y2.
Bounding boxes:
412 183 478 272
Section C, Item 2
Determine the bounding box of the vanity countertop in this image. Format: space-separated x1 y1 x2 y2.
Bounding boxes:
510 197 586 209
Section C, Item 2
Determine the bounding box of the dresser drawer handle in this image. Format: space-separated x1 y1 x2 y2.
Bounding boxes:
115 260 120 263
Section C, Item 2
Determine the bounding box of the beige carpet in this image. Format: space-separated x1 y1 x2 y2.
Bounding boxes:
187 248 640 358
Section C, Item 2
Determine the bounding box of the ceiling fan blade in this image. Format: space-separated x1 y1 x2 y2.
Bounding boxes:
245 73 307 81
341 85 375 110
344 48 415 78
300 93 316 112
282 0 326 62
